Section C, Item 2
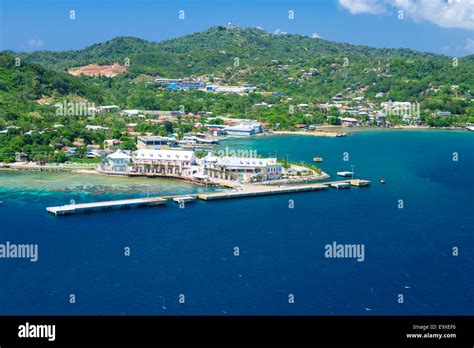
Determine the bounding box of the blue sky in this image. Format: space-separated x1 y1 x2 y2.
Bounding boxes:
1 0 473 56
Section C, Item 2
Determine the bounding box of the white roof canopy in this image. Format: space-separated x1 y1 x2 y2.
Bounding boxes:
108 150 131 159
136 149 196 162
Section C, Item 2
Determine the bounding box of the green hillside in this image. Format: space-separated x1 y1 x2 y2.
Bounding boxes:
17 26 457 76
0 52 103 118
0 26 472 163
14 26 473 103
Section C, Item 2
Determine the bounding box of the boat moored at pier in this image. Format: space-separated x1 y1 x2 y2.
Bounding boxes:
337 171 354 177
173 196 197 204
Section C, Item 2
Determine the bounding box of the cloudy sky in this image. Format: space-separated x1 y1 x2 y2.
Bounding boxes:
1 0 473 56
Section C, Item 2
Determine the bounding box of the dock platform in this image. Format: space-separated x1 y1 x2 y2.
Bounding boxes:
198 183 329 200
46 197 167 216
349 179 371 187
330 182 351 189
46 179 370 216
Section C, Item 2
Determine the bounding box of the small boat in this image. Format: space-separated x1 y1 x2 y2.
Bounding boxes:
173 196 196 204
380 178 385 184
330 182 350 189
313 157 323 162
337 171 354 177
350 179 371 187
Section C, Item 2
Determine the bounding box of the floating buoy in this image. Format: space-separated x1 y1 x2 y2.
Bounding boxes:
380 179 385 184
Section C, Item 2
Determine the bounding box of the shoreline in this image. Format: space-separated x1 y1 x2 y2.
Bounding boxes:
0 163 331 187
1 127 469 186
304 125 470 132
248 125 472 139
265 130 347 137
0 165 226 187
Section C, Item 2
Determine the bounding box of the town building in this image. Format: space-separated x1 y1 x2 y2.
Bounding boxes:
121 109 141 116
224 125 257 136
104 139 122 150
434 111 452 117
341 117 360 127
15 152 28 162
223 121 262 136
95 105 120 113
206 85 256 93
179 135 219 145
165 80 205 90
155 78 182 86
86 125 109 131
103 150 131 173
205 124 226 136
370 113 387 126
252 102 271 110
203 153 282 182
137 136 177 149
133 149 196 175
297 103 310 109
127 123 138 131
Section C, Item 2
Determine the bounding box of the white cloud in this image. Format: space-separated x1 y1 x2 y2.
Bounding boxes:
311 32 321 39
27 39 45 48
464 38 474 53
339 0 474 30
339 0 388 14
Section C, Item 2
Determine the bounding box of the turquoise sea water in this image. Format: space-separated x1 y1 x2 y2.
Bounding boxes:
0 129 472 315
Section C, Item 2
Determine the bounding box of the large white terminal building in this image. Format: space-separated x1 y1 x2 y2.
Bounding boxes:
133 149 197 175
102 148 282 182
202 153 282 182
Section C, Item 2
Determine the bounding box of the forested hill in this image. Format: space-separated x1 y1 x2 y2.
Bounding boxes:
462 54 474 62
15 25 458 77
13 37 159 73
7 26 471 105
0 52 103 116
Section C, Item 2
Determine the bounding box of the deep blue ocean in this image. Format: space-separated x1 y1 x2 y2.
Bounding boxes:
0 129 473 315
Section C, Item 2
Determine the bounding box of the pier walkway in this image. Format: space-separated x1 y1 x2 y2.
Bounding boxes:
46 197 167 216
198 182 328 200
46 179 370 216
